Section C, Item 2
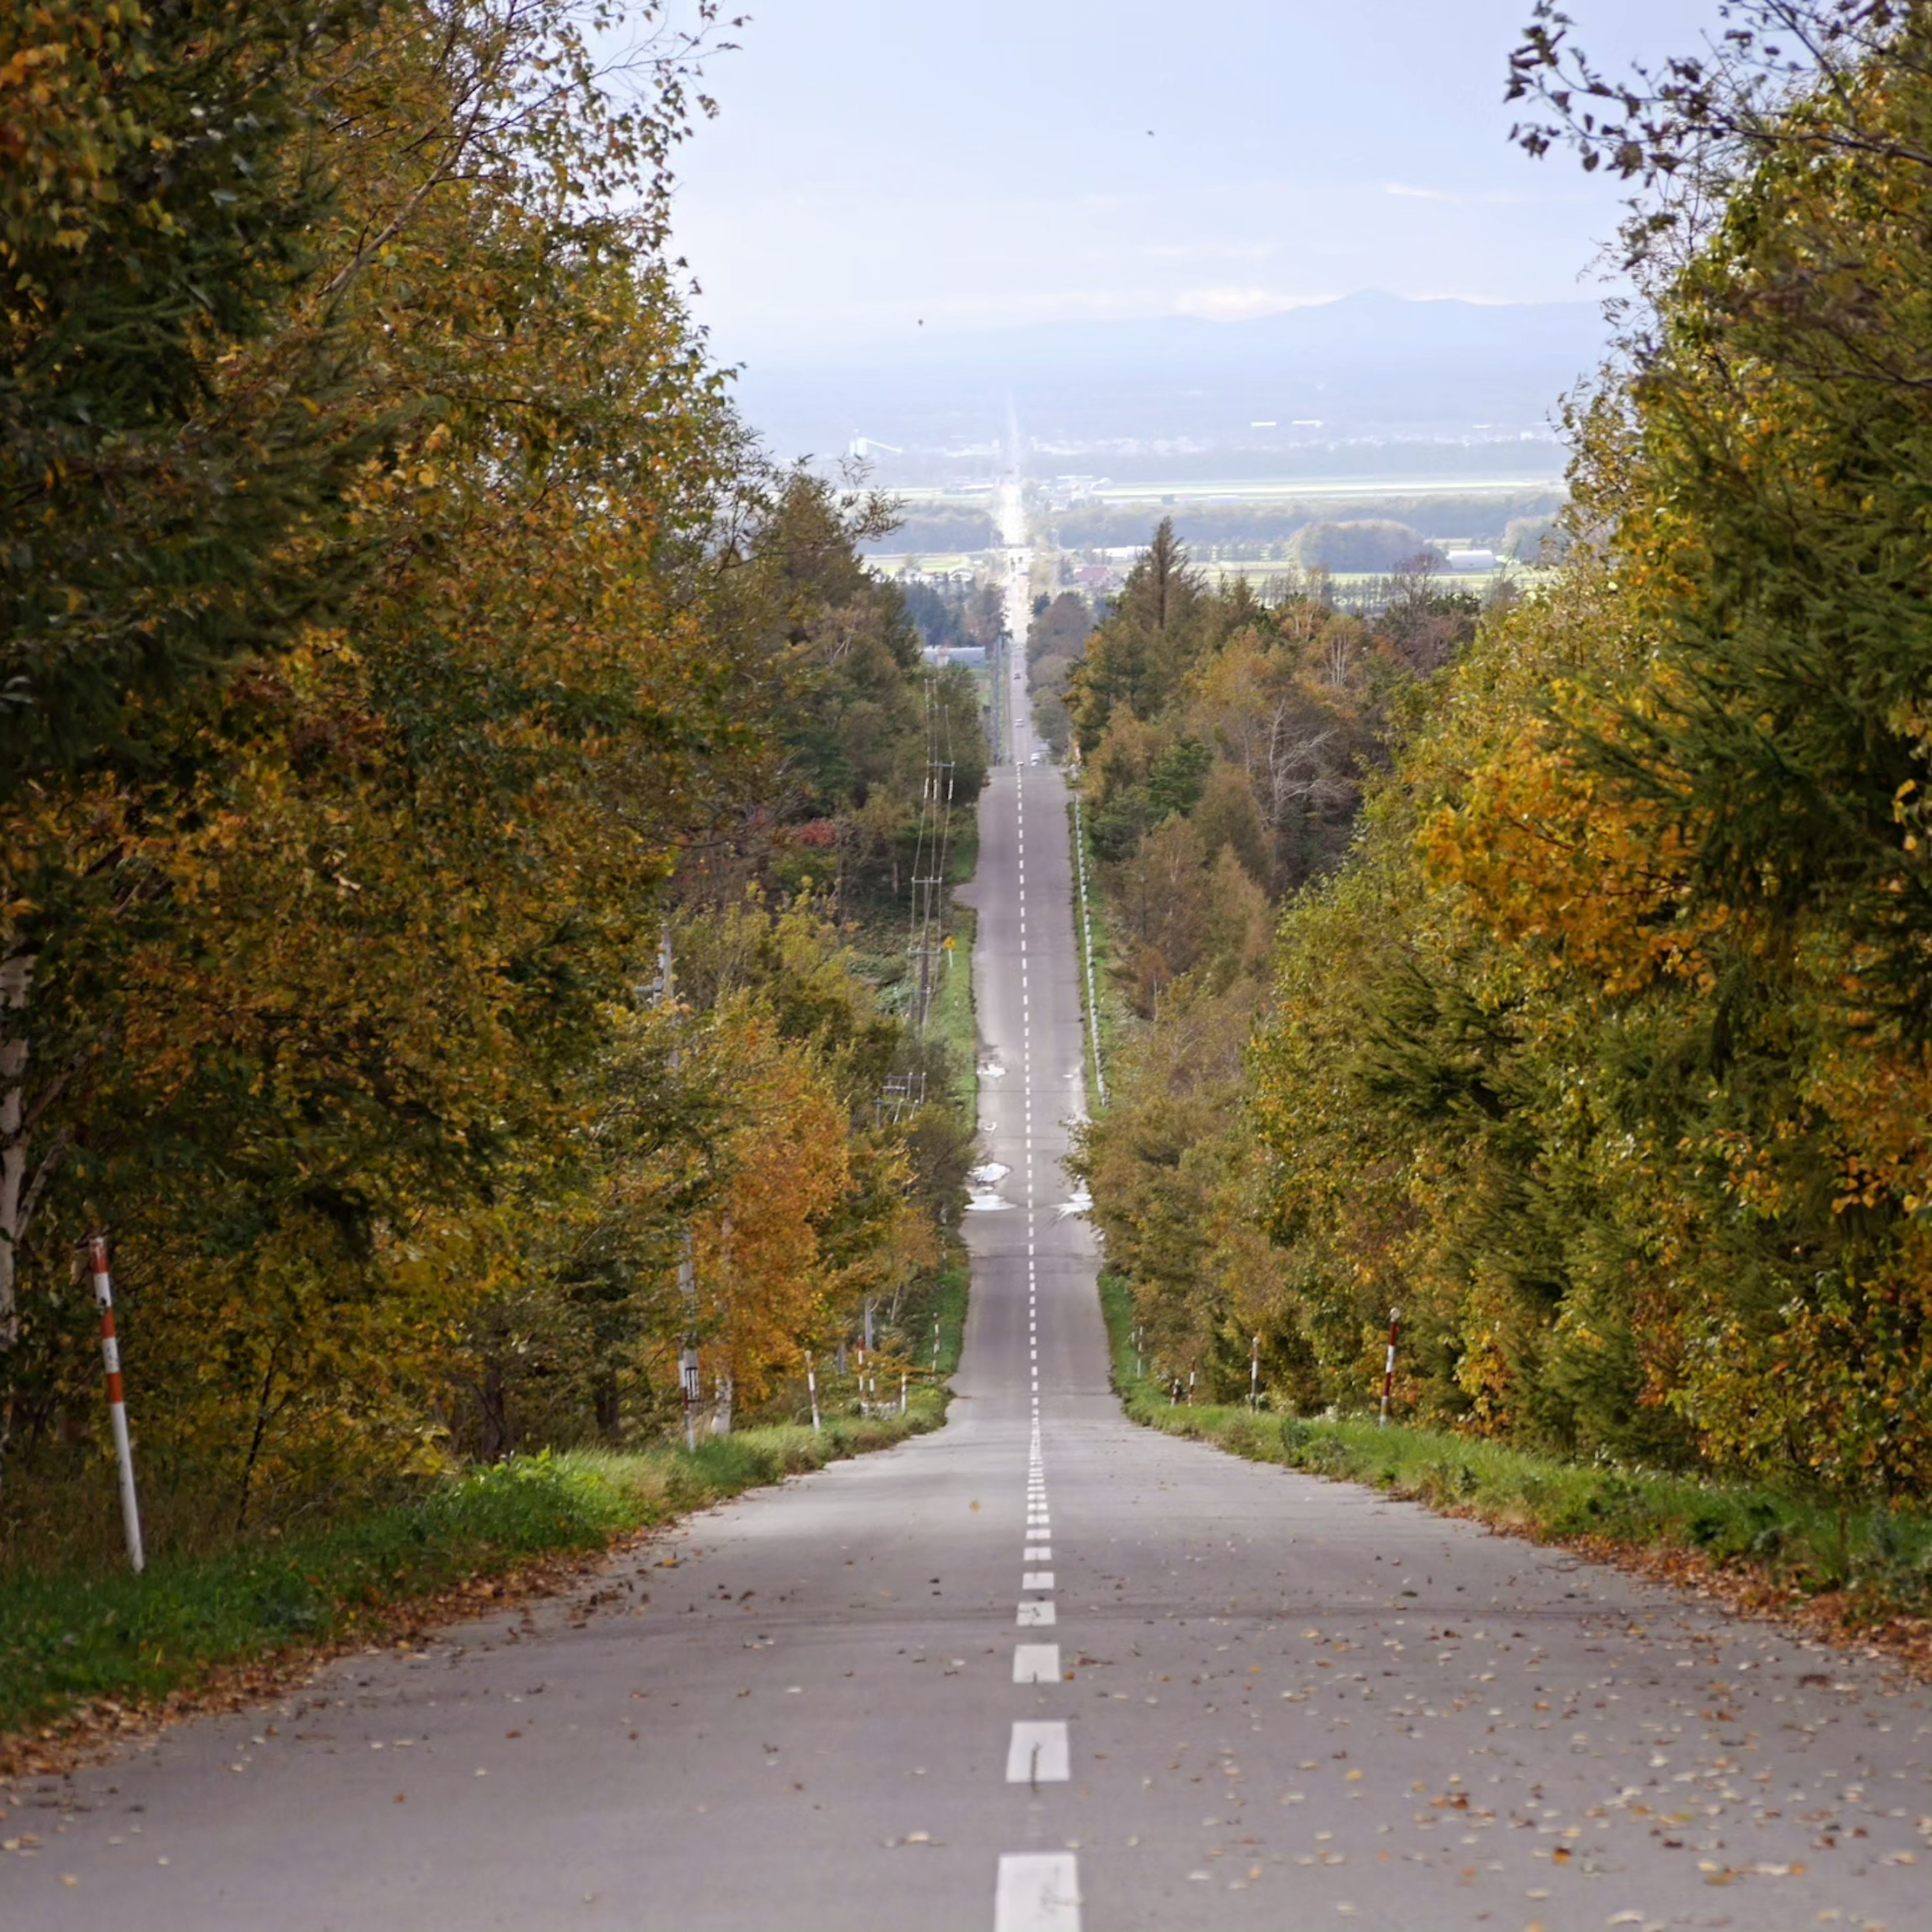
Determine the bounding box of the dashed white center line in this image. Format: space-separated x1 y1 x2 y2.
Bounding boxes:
996 728 1084 1931
1004 1721 1070 1784
1012 1643 1060 1684
995 1852 1081 1932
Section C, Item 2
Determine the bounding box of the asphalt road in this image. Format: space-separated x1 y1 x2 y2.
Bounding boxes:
3 513 1927 1932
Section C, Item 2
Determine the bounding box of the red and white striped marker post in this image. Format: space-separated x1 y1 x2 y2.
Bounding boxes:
1379 1307 1402 1428
88 1236 145 1573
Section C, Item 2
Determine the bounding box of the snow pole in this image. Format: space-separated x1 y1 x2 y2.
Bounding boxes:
1249 1333 1261 1411
1380 1307 1402 1428
88 1236 144 1574
806 1351 821 1433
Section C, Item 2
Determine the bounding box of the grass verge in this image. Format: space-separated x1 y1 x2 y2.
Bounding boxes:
1067 786 1123 1116
1098 1274 1932 1671
1 1403 945 1758
929 904 980 1117
919 1257 969 1381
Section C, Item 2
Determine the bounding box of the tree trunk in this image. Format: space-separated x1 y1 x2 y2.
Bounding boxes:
0 951 34 1357
235 1347 283 1534
593 1369 621 1441
0 950 36 1481
480 1362 511 1463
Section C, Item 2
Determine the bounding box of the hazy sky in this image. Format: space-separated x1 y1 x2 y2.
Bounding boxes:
655 1 1720 361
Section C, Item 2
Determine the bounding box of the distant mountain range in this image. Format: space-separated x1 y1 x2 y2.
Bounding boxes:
729 292 1611 485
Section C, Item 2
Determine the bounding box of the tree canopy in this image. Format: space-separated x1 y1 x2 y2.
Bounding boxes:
1077 3 1932 1503
0 1 982 1543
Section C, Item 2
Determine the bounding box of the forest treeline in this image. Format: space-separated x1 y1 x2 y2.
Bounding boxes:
1051 494 1565 564
0 0 984 1553
1071 2 1932 1504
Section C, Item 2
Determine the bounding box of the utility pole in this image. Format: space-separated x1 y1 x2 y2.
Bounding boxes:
911 762 952 1035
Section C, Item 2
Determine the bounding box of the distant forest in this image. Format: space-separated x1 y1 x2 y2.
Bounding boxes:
1052 492 1564 558
860 507 997 554
900 580 1006 657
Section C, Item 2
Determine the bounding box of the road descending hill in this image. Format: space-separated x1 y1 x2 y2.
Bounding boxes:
2 492 1926 1932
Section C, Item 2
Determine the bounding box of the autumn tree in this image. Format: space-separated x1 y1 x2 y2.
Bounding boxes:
0 0 391 785
0 0 766 1505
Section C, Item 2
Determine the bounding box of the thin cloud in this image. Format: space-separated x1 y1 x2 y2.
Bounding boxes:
1173 287 1337 321
1140 241 1277 263
1383 181 1593 208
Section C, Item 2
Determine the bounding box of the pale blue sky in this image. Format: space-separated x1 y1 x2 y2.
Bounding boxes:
655 1 1719 359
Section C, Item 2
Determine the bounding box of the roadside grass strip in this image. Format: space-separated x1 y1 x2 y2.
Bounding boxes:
1098 1273 1932 1657
0 1404 949 1749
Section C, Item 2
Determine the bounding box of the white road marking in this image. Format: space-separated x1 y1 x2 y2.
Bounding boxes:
1012 1643 1060 1684
1005 1720 1070 1784
1024 1545 1050 1560
1022 1571 1054 1589
1016 1600 1056 1626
